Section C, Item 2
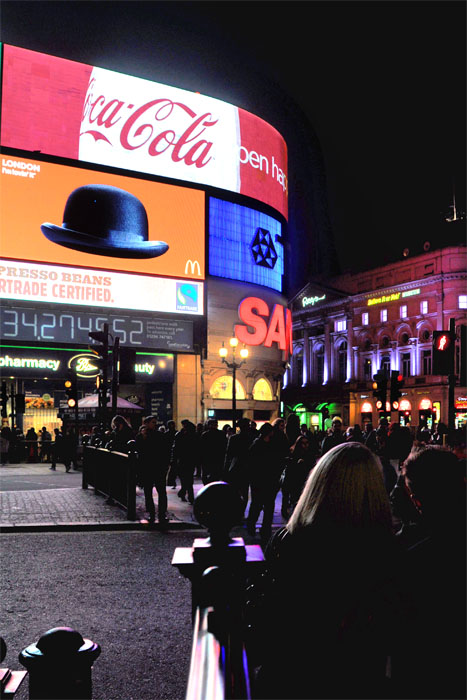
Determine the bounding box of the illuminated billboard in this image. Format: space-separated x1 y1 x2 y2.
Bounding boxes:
209 198 284 292
1 45 288 219
0 156 204 280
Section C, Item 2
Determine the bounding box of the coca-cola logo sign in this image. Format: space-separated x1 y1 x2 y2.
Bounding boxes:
80 75 218 169
1 46 288 219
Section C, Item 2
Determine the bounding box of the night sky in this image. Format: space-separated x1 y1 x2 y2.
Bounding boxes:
1 0 465 294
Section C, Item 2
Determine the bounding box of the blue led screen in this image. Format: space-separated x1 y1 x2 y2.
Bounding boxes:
209 198 284 292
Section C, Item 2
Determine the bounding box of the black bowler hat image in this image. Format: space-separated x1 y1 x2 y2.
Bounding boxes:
41 184 169 258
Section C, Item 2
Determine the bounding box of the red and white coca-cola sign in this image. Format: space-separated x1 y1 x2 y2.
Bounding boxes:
1 45 288 219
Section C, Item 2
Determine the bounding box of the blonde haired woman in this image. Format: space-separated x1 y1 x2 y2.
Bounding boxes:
251 442 404 700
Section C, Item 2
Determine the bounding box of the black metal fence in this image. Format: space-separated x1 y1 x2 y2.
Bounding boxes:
82 446 137 520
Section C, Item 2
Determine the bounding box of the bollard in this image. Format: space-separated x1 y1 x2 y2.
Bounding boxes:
19 627 101 700
1 636 27 699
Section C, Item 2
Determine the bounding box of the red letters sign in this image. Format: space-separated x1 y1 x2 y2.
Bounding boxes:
235 297 292 357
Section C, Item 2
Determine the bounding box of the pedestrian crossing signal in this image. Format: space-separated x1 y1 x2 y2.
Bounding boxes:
64 375 77 408
432 331 455 376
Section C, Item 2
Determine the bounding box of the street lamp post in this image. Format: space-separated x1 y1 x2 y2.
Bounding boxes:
219 337 248 431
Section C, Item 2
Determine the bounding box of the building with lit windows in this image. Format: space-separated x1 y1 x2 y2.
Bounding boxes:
283 245 467 432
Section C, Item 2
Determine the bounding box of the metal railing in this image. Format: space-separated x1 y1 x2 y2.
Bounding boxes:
172 482 265 700
82 445 137 520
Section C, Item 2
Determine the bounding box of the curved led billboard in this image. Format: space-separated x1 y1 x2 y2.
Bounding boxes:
209 198 284 292
1 45 288 219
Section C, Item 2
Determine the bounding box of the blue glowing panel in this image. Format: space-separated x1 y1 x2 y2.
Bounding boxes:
209 198 284 292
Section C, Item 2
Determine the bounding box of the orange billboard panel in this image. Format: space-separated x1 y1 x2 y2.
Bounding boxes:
0 156 205 280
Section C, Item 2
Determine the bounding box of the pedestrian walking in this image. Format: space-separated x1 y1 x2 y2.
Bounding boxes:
246 422 281 542
109 415 134 453
171 419 199 503
223 417 255 514
39 426 52 462
321 417 345 455
199 418 227 483
25 427 38 462
135 415 171 524
50 428 63 470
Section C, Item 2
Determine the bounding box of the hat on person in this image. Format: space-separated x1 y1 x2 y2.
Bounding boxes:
41 184 169 259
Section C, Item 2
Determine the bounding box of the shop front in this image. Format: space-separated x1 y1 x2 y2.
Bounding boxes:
0 343 176 435
454 396 467 429
202 279 290 428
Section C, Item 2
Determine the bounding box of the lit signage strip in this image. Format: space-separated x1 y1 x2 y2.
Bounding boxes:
367 288 420 306
1 45 288 219
302 294 326 308
0 260 204 315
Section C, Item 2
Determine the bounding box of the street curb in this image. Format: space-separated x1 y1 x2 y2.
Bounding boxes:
0 520 205 534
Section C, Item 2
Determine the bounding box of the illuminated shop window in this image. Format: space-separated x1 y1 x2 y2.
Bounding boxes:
459 295 467 309
210 375 246 400
420 300 428 314
252 379 273 401
209 198 284 292
380 309 387 323
335 319 347 332
362 312 369 326
400 305 407 319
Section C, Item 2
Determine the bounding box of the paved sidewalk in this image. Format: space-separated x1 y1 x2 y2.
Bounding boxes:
0 463 287 533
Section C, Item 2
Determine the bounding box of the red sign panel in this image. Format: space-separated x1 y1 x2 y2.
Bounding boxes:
1 45 288 219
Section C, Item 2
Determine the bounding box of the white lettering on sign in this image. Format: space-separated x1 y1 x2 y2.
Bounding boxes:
302 294 326 307
0 355 60 371
135 363 155 375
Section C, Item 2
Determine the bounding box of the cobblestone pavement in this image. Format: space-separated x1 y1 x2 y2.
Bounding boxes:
0 463 286 532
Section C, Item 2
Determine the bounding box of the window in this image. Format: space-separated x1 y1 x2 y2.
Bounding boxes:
294 352 303 386
337 341 347 382
335 319 347 332
210 376 246 399
363 357 372 380
381 309 387 322
316 348 324 385
400 305 407 319
362 312 369 326
422 349 432 376
420 300 428 314
459 295 467 309
252 379 273 401
401 352 411 377
380 354 391 376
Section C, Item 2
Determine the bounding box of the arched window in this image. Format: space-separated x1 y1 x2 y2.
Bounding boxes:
293 348 303 385
337 341 347 382
315 345 324 384
252 378 273 401
210 375 246 400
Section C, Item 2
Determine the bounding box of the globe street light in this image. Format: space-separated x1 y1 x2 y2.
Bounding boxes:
219 337 248 430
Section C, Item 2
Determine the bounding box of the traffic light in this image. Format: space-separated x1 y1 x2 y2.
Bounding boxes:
372 370 387 411
390 370 404 410
1 382 7 418
89 324 109 364
432 330 455 375
64 374 78 408
15 394 26 414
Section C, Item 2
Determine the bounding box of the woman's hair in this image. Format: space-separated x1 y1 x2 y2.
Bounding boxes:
287 442 392 533
291 435 309 455
259 422 274 438
111 415 130 430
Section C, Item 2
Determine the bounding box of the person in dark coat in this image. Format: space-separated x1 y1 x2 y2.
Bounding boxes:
165 420 178 487
199 418 227 483
285 413 301 448
321 417 345 455
109 415 134 453
135 415 171 524
171 419 199 503
223 417 255 513
250 442 405 700
280 434 316 516
392 445 466 700
246 423 281 541
270 418 291 518
25 427 38 462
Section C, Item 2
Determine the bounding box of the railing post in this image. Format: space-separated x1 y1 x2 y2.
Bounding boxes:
19 627 100 700
126 440 138 521
172 482 264 699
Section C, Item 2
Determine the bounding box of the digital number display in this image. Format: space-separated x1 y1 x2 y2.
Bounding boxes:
0 303 194 351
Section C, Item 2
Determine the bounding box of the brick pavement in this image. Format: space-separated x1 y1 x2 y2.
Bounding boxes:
0 463 286 533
